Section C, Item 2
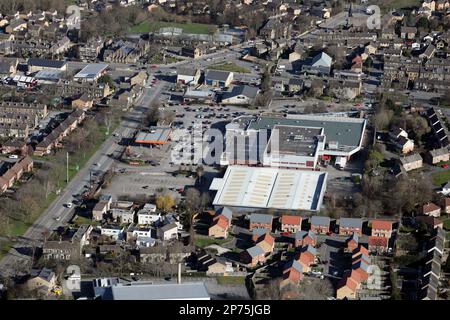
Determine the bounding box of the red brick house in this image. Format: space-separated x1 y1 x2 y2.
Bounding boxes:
346 233 359 252
310 216 330 234
368 236 389 253
422 202 441 217
371 220 393 238
255 233 275 254
0 177 8 193
280 215 302 233
240 245 266 267
298 245 317 273
294 230 317 247
1 140 28 155
249 213 273 231
339 218 363 236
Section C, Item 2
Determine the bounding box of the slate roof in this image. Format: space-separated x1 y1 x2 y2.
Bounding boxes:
311 216 330 226
250 213 273 225
224 85 259 99
247 245 265 257
205 70 232 81
340 218 362 229
28 58 66 69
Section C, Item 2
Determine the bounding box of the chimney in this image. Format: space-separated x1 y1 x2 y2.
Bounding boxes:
177 263 182 284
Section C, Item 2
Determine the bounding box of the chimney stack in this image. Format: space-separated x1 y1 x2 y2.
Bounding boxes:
177 263 182 284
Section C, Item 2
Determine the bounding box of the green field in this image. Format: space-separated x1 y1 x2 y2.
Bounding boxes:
432 169 450 186
130 21 216 35
444 219 450 231
194 236 230 248
1 113 122 243
0 240 12 260
216 276 246 285
379 0 422 10
207 62 250 74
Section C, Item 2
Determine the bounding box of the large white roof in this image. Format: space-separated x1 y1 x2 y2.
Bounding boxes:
211 166 327 211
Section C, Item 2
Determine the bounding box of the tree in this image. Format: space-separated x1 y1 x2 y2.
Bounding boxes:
145 102 160 126
261 67 272 92
97 75 115 89
373 109 394 130
156 194 175 212
196 165 204 184
184 188 201 244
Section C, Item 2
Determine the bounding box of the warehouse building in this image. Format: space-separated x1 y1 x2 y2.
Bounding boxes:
221 114 366 169
74 63 109 82
210 166 328 212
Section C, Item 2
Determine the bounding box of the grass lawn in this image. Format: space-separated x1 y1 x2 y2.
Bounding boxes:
1 114 121 242
194 236 230 248
443 218 450 231
72 215 99 227
6 192 58 238
130 21 216 35
207 62 250 73
216 276 246 285
379 0 422 10
432 169 450 186
148 52 183 65
0 240 12 260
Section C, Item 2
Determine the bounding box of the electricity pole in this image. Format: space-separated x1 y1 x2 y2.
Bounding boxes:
66 152 69 184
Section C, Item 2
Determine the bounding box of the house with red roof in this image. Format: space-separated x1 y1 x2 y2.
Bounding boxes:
281 259 304 288
208 207 233 238
336 276 359 299
298 245 317 273
208 215 229 238
280 215 302 233
346 233 359 252
368 236 389 253
294 230 317 247
337 245 371 299
255 232 275 254
371 220 393 238
422 202 441 217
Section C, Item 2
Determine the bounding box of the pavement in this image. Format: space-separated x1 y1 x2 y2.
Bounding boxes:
0 44 258 277
0 70 166 278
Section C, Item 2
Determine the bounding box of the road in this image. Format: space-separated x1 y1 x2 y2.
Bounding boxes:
0 43 249 277
0 71 166 278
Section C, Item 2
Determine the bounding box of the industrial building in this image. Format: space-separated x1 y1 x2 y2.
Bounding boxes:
74 63 109 82
210 166 328 212
221 114 366 169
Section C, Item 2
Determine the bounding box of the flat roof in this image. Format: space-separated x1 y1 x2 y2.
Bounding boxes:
267 125 323 156
211 166 327 211
135 127 172 144
246 115 366 151
110 282 210 300
28 58 66 69
74 63 109 79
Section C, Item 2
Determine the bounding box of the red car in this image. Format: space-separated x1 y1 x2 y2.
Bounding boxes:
441 164 449 169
